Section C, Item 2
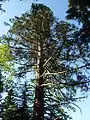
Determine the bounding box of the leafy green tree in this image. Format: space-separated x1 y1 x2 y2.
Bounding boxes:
0 44 13 71
3 3 90 120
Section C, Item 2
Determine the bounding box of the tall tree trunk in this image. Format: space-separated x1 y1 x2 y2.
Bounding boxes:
33 42 44 120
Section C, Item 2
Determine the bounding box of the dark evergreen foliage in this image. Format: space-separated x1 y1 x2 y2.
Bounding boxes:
67 0 90 23
66 0 90 41
1 81 31 120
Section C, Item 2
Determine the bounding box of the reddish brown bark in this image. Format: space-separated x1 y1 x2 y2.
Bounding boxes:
33 85 44 120
33 43 44 120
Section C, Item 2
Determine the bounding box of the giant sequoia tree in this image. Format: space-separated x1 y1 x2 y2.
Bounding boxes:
3 3 90 120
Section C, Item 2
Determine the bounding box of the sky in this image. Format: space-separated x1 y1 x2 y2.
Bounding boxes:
0 0 90 120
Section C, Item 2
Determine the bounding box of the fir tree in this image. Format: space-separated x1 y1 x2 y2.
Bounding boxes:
17 81 31 120
1 88 19 120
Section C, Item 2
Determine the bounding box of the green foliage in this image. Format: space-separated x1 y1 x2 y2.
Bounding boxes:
66 0 90 44
0 43 15 85
0 44 13 71
18 82 32 120
1 89 18 120
1 81 31 120
67 0 90 23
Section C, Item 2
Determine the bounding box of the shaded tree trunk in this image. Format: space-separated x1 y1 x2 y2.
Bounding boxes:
33 42 44 120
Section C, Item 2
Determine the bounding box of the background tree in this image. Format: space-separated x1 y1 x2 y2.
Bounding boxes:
1 80 32 120
3 3 90 120
67 0 90 24
66 0 90 39
16 81 31 120
0 43 14 119
1 88 19 120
